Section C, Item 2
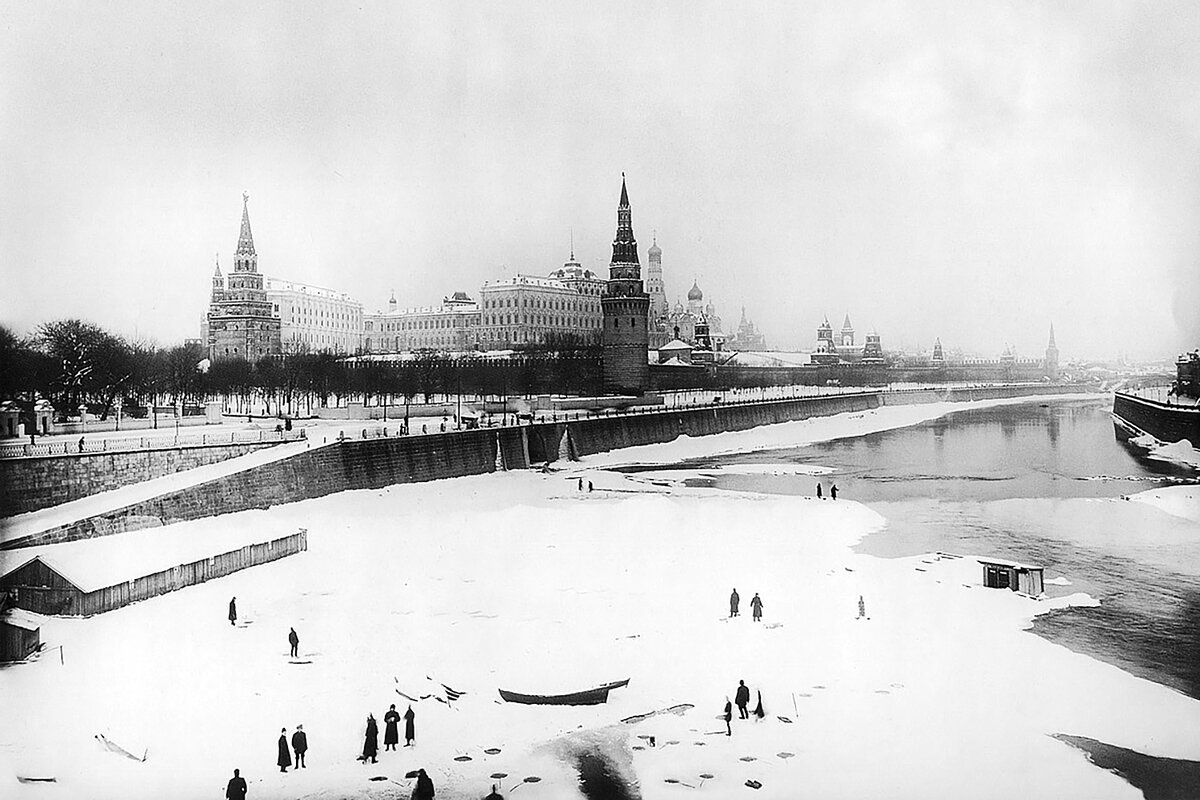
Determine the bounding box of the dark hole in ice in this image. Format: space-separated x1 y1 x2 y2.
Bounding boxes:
576 750 637 800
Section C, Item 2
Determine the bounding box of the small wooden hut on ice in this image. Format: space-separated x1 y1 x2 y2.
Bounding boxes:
979 558 1044 596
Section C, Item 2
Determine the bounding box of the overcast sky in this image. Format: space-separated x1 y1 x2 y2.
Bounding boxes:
2 1 1197 359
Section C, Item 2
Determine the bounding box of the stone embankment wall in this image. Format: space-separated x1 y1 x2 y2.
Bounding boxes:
1 384 1089 550
0 440 289 518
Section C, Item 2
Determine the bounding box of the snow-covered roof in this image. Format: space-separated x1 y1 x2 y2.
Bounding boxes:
659 339 693 351
977 556 1042 571
1 608 41 631
0 519 299 594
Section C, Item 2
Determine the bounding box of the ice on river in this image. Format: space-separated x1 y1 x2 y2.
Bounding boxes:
3 402 1199 799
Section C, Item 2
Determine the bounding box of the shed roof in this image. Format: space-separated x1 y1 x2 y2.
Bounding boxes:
0 518 296 593
1 608 42 631
977 557 1042 572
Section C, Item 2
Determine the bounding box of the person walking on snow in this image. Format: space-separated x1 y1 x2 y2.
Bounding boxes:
288 627 299 658
735 680 751 719
751 593 763 622
816 483 823 499
729 588 740 617
412 768 435 799
228 597 237 626
384 704 401 751
831 483 838 500
276 728 291 773
578 478 583 491
225 768 247 800
723 697 733 736
362 715 379 763
291 725 307 768
857 595 868 620
404 704 416 746
753 691 765 720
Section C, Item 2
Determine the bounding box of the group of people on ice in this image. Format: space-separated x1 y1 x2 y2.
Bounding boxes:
722 679 766 735
361 703 417 762
728 588 764 621
815 482 838 500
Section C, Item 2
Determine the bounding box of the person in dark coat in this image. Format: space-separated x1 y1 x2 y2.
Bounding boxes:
831 483 838 500
753 691 765 720
750 593 763 622
735 680 751 719
362 715 379 763
404 705 416 746
816 483 823 499
723 698 732 736
484 784 504 800
729 588 740 617
225 768 247 800
288 628 299 658
412 768 435 799
291 725 307 768
277 728 291 772
228 597 237 626
384 704 401 750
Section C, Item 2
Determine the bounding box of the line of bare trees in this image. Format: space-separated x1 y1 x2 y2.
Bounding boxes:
0 320 603 422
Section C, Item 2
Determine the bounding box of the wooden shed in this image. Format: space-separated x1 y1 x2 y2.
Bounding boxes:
979 558 1044 596
0 529 307 617
1 604 41 662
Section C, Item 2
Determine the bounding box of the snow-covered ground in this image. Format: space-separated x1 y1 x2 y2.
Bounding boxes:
2 395 1197 800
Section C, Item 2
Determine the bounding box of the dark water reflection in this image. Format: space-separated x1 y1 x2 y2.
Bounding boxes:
624 398 1200 699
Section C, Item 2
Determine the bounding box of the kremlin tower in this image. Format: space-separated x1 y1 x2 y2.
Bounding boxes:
601 175 651 394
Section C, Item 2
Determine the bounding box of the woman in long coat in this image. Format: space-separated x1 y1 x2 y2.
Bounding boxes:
403 705 416 746
384 704 401 751
277 727 291 772
362 714 379 763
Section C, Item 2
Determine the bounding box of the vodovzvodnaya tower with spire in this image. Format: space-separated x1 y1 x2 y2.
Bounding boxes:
207 193 282 362
601 175 651 394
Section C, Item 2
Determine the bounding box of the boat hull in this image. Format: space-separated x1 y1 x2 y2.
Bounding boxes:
498 679 630 706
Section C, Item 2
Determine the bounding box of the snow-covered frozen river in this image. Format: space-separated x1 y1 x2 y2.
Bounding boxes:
3 395 1198 800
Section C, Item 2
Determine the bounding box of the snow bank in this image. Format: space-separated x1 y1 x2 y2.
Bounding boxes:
1126 486 1200 524
3 462 1197 800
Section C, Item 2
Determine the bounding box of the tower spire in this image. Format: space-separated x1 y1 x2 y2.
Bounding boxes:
610 173 638 265
237 192 255 257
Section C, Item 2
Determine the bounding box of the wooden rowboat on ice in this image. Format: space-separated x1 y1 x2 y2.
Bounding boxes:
498 679 630 706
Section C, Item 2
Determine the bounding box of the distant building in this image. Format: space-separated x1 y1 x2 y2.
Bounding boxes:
363 291 482 353
207 193 282 362
265 277 363 355
1046 324 1060 381
660 280 725 350
645 235 668 320
478 252 605 348
725 307 766 351
601 175 651 394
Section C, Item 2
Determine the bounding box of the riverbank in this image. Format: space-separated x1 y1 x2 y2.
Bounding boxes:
4 448 1198 798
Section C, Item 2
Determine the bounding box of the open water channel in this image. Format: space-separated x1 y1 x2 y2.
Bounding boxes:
626 396 1200 701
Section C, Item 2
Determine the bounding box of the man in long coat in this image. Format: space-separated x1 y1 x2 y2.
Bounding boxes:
384 704 401 751
225 768 247 800
751 593 763 622
291 725 307 768
288 628 299 658
729 588 740 618
403 705 416 746
413 768 435 799
228 597 237 626
735 680 751 719
362 715 379 763
276 728 291 772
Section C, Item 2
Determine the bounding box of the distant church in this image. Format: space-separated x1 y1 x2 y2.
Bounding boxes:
207 193 281 362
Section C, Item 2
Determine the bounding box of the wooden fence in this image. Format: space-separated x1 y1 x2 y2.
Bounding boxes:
3 529 308 616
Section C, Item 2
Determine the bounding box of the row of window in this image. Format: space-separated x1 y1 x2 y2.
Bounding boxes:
481 295 599 313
